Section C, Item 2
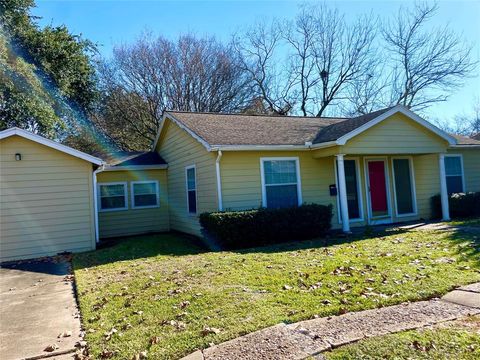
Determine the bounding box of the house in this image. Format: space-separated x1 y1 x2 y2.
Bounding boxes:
1 105 479 261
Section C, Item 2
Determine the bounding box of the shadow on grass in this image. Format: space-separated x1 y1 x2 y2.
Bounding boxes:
74 218 480 270
73 231 208 270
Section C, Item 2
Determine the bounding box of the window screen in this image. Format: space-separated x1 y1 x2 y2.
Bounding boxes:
444 156 464 194
263 159 299 209
99 183 127 210
132 182 158 208
186 167 197 214
393 159 414 215
337 160 361 220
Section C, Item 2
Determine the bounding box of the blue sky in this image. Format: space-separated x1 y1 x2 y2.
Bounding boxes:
34 0 479 121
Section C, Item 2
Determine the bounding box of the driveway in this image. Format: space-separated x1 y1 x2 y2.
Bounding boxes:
0 258 81 360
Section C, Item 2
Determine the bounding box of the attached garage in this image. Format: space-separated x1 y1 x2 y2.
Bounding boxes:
0 128 103 262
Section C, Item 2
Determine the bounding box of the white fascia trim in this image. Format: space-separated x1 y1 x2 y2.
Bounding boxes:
212 144 309 151
102 164 168 171
152 112 212 152
335 105 457 146
0 127 105 165
449 145 480 148
309 141 337 149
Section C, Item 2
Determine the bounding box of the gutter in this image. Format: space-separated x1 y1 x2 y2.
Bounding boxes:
93 165 105 243
215 150 223 211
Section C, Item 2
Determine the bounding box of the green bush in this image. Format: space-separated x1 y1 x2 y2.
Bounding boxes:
199 204 333 250
431 192 480 219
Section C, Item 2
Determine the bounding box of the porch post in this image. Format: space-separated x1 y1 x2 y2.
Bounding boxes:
439 153 450 221
336 154 350 233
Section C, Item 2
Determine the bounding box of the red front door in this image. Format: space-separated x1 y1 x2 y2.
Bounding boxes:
368 160 388 217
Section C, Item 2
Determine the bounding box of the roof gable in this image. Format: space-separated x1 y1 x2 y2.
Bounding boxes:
0 127 104 165
332 106 456 146
151 105 457 151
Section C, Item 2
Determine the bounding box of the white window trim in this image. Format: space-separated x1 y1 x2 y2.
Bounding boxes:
391 156 418 218
334 157 364 223
444 154 465 193
260 157 303 208
98 182 128 212
363 157 393 224
185 165 198 215
130 180 160 209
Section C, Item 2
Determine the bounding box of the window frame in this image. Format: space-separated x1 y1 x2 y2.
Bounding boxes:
185 164 198 215
391 156 418 218
98 182 128 212
334 157 364 223
260 157 303 208
444 154 465 194
130 180 160 209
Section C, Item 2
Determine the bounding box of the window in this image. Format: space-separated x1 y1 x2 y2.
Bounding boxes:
392 158 416 216
336 159 362 221
261 158 302 209
98 182 127 211
444 155 464 194
186 165 197 214
131 181 159 209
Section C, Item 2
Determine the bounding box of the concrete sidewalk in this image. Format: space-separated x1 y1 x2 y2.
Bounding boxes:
182 283 480 360
0 258 81 360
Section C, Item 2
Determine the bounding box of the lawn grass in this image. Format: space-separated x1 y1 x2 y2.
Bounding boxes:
73 224 480 359
324 315 480 360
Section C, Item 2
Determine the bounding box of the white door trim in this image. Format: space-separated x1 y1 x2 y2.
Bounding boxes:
364 157 393 225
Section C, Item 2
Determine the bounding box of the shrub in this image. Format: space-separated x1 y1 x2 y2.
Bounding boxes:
431 192 480 219
199 204 332 250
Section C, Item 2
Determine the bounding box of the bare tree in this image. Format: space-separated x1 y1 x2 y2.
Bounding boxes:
310 6 378 117
383 2 476 110
340 62 391 116
94 33 251 150
232 21 297 115
281 7 318 116
273 4 378 117
436 98 480 137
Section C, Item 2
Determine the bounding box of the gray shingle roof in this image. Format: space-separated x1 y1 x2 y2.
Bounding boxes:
165 108 477 148
451 134 480 146
166 111 346 146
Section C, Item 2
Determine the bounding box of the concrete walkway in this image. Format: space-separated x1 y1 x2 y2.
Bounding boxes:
182 283 480 360
0 258 81 360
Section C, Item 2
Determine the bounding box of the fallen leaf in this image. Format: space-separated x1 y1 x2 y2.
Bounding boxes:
58 330 72 338
101 349 115 359
149 336 160 345
44 344 59 352
201 326 221 336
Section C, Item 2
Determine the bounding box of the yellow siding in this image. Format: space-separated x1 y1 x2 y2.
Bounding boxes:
220 152 448 230
0 136 95 261
220 151 341 228
96 170 169 238
413 154 440 219
342 113 449 154
155 119 218 235
447 148 480 192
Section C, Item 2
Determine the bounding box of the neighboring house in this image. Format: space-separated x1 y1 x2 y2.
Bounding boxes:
1 105 479 261
473 133 480 141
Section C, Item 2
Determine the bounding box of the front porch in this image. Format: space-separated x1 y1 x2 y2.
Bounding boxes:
329 153 452 233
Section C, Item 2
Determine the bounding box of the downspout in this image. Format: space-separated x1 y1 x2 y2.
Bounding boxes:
215 150 223 211
93 165 105 243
